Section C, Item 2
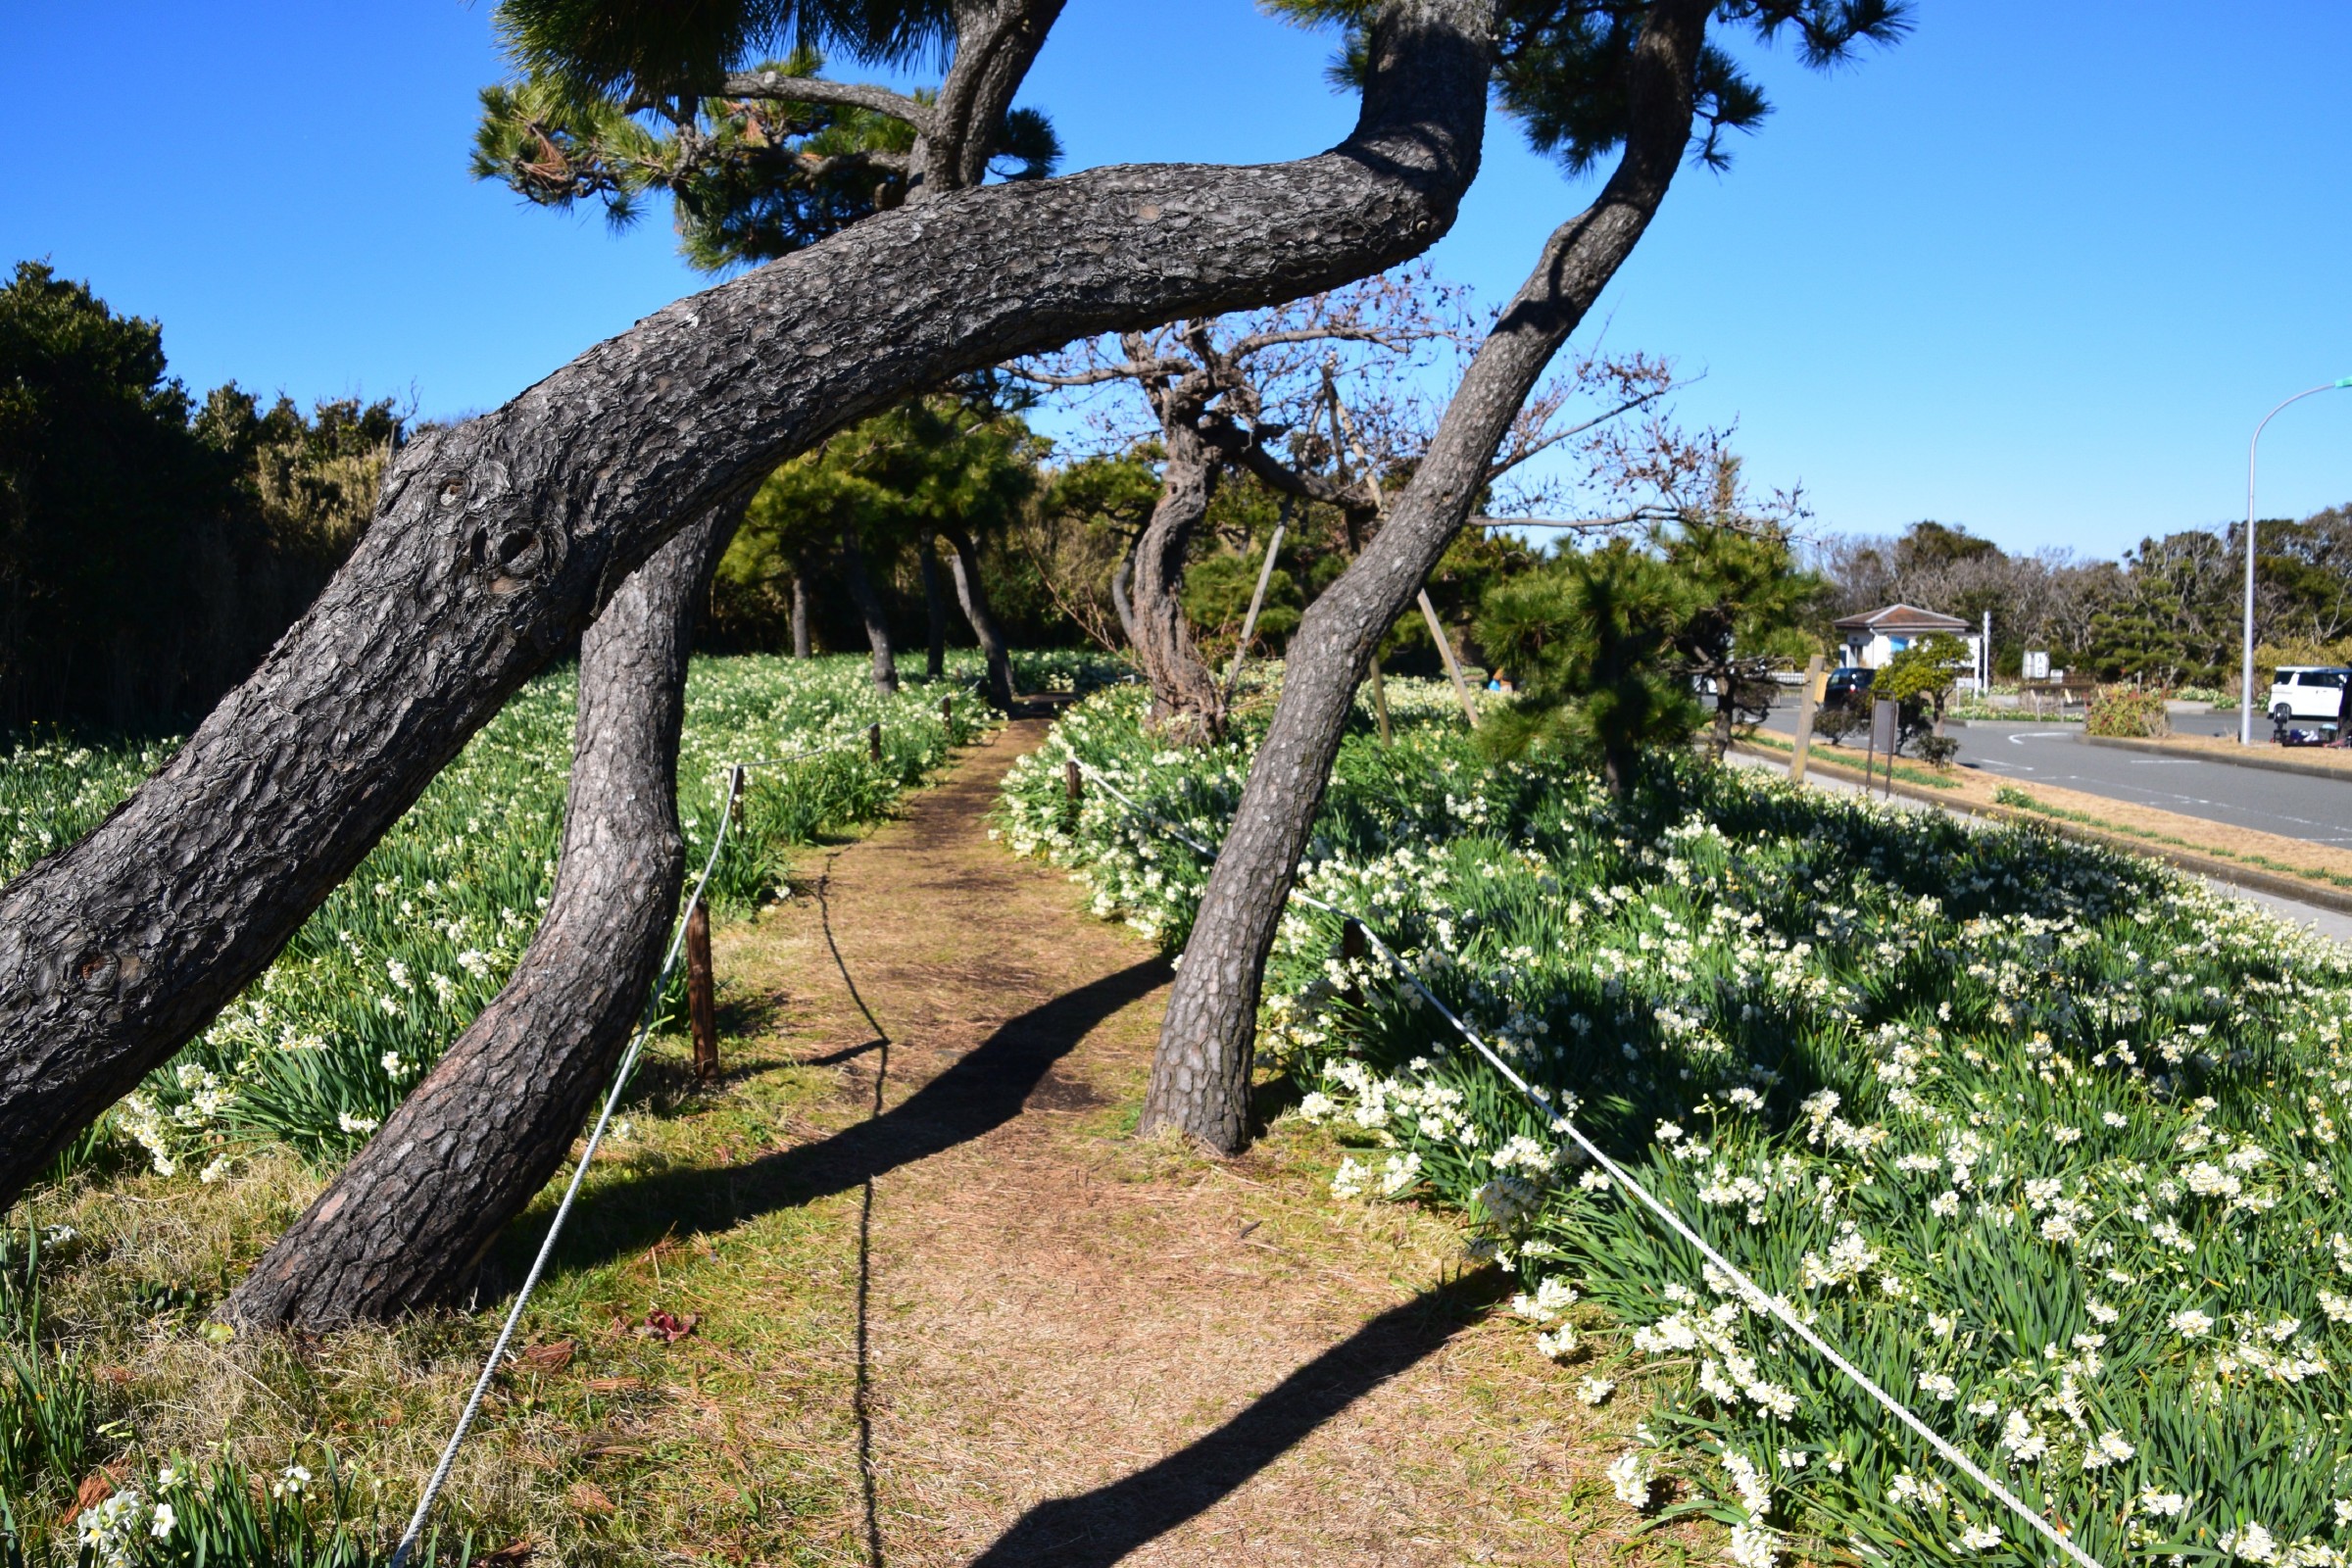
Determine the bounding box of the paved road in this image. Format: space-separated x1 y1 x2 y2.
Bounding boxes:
1758 705 2352 853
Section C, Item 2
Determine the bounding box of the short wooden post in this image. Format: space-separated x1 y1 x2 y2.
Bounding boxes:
1064 760 1083 803
685 899 718 1080
1367 662 1393 746
1789 653 1826 785
867 722 882 762
940 695 953 726
726 764 745 828
1340 917 1366 1007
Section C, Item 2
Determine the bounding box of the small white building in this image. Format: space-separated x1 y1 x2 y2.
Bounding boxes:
1834 604 1982 677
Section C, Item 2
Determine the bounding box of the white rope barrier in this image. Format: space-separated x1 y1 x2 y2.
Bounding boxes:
389 704 966 1564
1065 754 2108 1568
386 763 746 1568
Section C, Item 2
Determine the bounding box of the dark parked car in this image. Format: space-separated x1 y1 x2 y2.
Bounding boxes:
1825 666 1875 701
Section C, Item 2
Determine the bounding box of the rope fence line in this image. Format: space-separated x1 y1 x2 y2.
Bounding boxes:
390 701 967 1568
1064 757 2109 1568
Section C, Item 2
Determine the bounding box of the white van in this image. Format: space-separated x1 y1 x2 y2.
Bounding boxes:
2268 665 2350 722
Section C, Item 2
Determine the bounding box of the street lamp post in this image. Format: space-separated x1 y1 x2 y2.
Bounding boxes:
2240 377 2352 745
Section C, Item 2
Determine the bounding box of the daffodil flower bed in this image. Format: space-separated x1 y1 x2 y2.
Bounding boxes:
0 653 1091 1172
1002 680 2352 1568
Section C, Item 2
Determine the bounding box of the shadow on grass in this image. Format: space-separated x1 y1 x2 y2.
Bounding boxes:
963 1267 1507 1566
534 956 1170 1277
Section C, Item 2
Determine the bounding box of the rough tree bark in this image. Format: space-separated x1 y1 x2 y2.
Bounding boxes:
942 528 1016 710
1128 415 1231 741
918 535 950 680
1141 0 1712 1153
914 0 1067 195
0 0 1492 1207
224 506 737 1327
838 529 901 694
790 551 813 658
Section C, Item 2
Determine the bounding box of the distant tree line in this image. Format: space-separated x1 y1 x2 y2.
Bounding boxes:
1813 513 2352 688
0 262 405 730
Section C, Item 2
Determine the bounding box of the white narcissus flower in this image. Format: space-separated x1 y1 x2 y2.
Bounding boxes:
1606 1450 1656 1510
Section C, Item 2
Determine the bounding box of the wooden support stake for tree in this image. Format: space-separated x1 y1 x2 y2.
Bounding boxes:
1340 917 1367 1008
686 898 718 1081
1416 588 1481 728
1789 653 1825 785
1367 662 1393 746
1223 512 1289 700
867 722 883 762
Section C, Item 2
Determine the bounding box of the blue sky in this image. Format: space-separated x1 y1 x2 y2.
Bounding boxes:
5 1 2346 561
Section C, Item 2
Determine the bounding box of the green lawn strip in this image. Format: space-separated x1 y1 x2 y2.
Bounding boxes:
1990 785 2352 894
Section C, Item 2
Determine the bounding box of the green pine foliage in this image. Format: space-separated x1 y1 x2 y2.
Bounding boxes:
1266 0 1911 173
1473 517 1818 789
1477 537 1700 792
710 396 1043 650
473 3 1057 272
0 263 403 730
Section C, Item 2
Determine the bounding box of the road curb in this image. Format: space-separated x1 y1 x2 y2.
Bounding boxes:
2081 733 2352 783
1733 743 2352 918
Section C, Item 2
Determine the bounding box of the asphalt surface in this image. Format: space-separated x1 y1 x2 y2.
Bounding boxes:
1757 704 2352 854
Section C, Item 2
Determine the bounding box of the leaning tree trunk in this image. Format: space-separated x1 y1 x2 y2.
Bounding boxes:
1109 535 1140 650
918 536 950 680
791 552 814 658
943 528 1015 711
1141 0 1710 1153
225 505 736 1328
0 0 1489 1207
838 530 901 695
1129 423 1226 742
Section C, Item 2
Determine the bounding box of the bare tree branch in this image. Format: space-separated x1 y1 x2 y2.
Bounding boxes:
719 72 939 136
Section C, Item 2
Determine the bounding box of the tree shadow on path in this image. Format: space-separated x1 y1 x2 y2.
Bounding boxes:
964 1267 1506 1567
544 955 1170 1274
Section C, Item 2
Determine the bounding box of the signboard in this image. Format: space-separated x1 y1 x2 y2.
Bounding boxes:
2023 650 2051 681
1870 698 1899 755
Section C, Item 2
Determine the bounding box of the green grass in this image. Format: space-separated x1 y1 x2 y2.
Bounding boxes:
1990 783 2352 895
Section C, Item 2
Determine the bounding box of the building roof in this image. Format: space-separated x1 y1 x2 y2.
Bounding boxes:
1832 603 1972 633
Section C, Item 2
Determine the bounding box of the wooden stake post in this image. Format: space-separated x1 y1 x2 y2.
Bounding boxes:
1416 589 1481 728
867 722 883 762
1340 917 1367 1007
1789 654 1826 785
686 898 718 1080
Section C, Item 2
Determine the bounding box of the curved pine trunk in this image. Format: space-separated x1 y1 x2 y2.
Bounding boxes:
0 1 1491 1208
944 528 1015 711
919 536 950 680
1140 0 1711 1153
791 552 813 659
839 530 901 695
1128 425 1225 742
223 505 736 1328
1109 537 1140 649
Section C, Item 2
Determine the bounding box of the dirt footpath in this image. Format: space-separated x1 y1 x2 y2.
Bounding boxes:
723 717 1662 1567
